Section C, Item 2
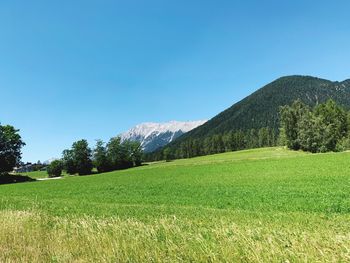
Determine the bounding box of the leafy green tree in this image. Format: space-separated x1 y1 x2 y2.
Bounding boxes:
107 137 123 170
72 140 93 175
336 135 350 152
280 100 310 150
129 141 143 166
119 140 134 169
297 111 324 153
62 149 77 175
47 160 63 178
93 140 111 173
0 124 25 174
314 100 348 151
277 128 288 146
281 99 349 153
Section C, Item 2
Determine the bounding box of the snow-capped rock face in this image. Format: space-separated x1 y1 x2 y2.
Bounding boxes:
119 120 207 152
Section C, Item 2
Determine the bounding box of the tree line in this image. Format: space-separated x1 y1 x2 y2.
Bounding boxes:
147 99 350 161
280 99 350 153
0 122 144 178
146 127 278 161
48 137 143 177
3 99 350 178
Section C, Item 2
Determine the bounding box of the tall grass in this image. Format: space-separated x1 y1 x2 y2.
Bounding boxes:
1 210 349 262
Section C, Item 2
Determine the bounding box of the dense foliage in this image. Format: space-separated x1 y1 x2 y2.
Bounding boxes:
146 127 277 161
93 138 143 173
280 99 349 153
62 149 78 175
62 140 93 175
0 124 25 174
94 140 111 173
61 137 143 175
151 76 350 160
47 160 63 178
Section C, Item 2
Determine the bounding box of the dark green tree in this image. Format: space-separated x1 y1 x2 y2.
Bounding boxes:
129 141 143 166
0 124 25 174
72 140 93 175
247 129 259 149
93 140 111 173
280 100 310 150
47 160 63 178
297 111 324 153
107 137 123 170
314 99 348 151
62 149 77 175
119 140 134 169
163 148 174 162
281 99 349 153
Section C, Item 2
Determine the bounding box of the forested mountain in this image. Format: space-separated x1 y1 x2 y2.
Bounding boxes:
185 75 350 138
148 75 350 160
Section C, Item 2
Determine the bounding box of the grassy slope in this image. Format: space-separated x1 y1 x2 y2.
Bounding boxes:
1 147 350 262
19 170 49 179
20 170 70 179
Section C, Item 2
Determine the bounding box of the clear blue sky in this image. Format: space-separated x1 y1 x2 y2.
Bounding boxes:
1 0 350 162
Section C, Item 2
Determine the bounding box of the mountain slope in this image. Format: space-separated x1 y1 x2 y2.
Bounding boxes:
160 75 350 153
119 120 206 152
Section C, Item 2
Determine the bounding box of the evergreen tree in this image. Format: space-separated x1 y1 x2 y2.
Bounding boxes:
163 148 174 162
247 129 259 149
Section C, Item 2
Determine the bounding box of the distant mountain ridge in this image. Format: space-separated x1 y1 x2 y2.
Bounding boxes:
155 75 350 155
119 120 207 152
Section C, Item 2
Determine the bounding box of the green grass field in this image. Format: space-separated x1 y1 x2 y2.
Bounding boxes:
1 147 350 262
20 170 50 179
20 170 69 179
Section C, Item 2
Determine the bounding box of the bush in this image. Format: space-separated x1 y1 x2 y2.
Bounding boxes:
336 136 350 152
47 160 63 178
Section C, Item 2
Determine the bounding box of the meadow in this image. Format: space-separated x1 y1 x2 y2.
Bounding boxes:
1 147 350 262
21 170 69 179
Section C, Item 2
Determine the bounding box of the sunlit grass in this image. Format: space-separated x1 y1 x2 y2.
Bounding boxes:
19 170 48 179
1 147 350 262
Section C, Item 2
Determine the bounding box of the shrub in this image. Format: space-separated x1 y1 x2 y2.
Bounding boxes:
47 160 63 178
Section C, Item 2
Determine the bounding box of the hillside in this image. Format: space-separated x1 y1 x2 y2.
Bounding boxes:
1 148 350 261
158 75 350 155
